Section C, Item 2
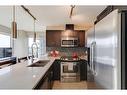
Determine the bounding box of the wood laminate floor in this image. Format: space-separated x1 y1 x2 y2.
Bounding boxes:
52 81 87 89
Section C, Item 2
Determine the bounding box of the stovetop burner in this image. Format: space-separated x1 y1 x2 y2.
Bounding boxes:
60 56 80 61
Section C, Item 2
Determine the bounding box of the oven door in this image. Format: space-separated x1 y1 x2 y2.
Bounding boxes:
61 62 80 82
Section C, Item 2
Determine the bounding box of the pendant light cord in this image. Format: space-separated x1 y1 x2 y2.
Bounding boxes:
21 5 37 43
34 19 36 42
21 5 36 20
13 6 15 22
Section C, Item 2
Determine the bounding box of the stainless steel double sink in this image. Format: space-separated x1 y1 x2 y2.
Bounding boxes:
27 60 50 67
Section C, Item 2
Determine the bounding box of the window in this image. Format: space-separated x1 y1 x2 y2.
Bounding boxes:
28 38 40 47
0 34 10 47
28 38 33 47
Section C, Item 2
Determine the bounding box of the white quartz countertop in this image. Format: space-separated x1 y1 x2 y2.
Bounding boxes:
0 56 59 89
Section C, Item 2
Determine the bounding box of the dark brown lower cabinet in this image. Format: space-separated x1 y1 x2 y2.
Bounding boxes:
34 64 54 89
80 60 87 81
39 70 53 89
53 59 61 80
34 60 60 89
39 75 49 89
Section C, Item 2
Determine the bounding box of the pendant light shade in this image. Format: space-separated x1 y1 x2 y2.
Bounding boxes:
12 6 17 38
12 21 17 38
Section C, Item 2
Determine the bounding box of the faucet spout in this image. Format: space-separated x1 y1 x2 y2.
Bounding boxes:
31 42 38 63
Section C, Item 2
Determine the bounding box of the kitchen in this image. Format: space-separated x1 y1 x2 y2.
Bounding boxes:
0 5 127 89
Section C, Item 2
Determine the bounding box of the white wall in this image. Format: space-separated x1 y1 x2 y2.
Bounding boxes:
13 30 28 58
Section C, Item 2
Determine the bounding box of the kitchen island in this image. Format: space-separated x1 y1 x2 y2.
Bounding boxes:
0 56 59 89
0 55 87 89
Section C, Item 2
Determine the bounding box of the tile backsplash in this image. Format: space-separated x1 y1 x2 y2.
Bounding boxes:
46 47 87 56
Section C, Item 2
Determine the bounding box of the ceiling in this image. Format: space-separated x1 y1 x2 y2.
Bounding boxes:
0 6 106 32
0 6 46 32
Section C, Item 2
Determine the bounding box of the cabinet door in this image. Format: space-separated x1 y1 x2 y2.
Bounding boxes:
46 30 62 47
39 76 49 89
48 68 54 89
34 65 54 89
80 60 87 80
78 31 85 47
53 60 60 80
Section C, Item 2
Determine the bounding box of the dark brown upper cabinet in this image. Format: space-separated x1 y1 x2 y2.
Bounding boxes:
46 30 85 47
77 30 85 47
46 30 62 47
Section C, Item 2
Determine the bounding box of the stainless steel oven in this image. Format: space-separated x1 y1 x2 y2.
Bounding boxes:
61 61 80 82
61 37 78 47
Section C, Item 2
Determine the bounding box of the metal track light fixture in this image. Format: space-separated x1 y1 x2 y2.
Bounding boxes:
21 5 37 42
70 5 75 18
12 5 17 39
21 5 38 59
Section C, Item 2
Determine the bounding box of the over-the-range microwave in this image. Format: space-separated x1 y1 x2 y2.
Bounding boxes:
61 37 78 47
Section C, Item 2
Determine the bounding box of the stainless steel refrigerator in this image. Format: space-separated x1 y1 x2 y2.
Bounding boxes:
87 9 127 89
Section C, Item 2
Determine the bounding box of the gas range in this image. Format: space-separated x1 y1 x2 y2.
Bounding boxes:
60 56 81 82
60 56 81 62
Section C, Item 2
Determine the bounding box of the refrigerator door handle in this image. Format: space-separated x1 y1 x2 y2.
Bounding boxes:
90 42 94 74
91 42 97 76
90 43 93 71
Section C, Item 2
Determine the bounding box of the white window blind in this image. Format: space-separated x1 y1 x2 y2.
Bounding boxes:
0 34 10 47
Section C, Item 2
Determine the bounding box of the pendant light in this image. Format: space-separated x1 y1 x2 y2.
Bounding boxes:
31 19 38 59
12 5 17 39
21 5 38 59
